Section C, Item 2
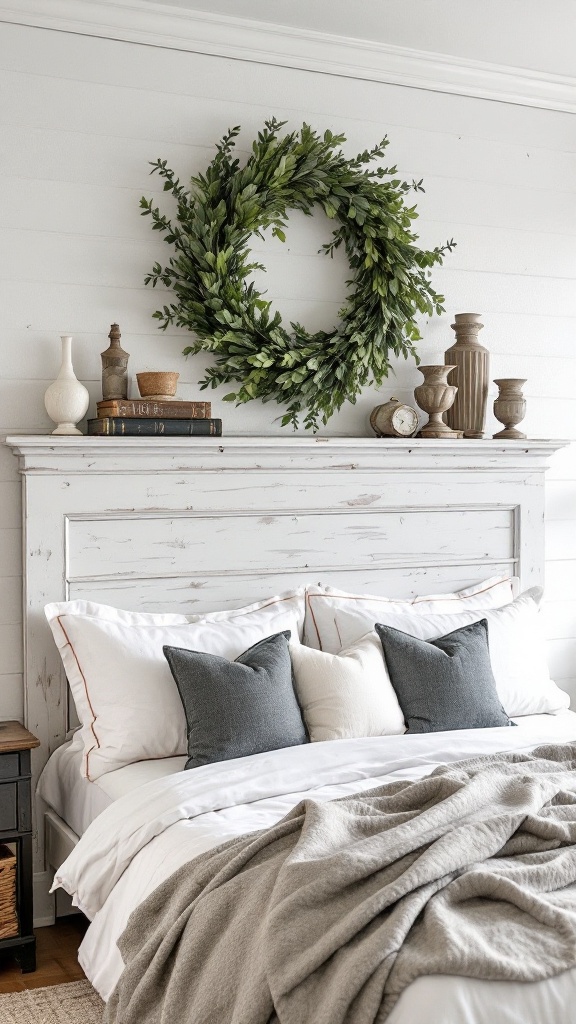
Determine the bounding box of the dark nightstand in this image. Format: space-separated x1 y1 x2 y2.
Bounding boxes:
0 722 40 973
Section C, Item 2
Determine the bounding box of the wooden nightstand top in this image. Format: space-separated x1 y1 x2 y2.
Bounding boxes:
0 722 40 753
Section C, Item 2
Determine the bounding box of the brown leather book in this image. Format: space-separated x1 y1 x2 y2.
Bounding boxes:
96 399 211 419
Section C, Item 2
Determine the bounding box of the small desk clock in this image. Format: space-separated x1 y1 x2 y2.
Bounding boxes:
370 398 419 438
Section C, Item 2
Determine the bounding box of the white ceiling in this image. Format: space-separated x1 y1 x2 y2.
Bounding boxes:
148 0 576 77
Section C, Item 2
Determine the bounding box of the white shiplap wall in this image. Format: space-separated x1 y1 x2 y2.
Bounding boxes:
0 18 575 714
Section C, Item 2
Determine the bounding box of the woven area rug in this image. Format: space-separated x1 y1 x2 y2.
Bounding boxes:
0 980 104 1022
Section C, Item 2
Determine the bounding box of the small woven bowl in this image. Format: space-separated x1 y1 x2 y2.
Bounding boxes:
136 371 179 399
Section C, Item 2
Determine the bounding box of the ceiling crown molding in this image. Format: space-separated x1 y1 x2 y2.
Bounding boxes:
1 0 576 113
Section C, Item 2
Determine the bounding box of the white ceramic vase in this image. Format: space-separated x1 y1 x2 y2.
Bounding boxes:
44 335 90 435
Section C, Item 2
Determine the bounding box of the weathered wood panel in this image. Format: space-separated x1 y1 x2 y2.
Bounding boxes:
70 563 516 616
68 507 513 581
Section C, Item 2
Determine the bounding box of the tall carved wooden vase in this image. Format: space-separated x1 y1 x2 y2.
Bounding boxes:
444 312 489 438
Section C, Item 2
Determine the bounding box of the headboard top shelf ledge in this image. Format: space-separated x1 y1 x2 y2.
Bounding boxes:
5 435 568 476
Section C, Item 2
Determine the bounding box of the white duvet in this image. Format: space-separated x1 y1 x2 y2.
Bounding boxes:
54 712 576 1022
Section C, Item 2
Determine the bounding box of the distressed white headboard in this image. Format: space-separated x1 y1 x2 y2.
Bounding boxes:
6 434 564 882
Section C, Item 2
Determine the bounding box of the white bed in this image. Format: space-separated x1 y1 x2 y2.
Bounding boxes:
6 434 572 1021
37 736 186 837
49 712 576 1022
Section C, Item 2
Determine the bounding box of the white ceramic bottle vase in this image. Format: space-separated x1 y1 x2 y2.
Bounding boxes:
44 335 90 435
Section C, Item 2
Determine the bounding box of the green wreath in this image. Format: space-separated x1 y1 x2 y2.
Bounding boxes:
141 119 455 430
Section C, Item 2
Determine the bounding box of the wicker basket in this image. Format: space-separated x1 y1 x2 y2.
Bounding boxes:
0 845 18 939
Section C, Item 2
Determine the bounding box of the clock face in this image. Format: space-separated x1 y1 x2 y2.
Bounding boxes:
391 405 418 436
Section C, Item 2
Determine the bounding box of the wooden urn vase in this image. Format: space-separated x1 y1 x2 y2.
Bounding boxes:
444 312 489 438
493 378 527 439
414 365 459 438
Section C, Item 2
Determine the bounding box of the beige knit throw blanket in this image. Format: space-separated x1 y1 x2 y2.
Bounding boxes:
105 743 576 1024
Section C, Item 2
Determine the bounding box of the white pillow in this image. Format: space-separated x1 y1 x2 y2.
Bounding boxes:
290 633 405 742
305 576 519 653
334 588 569 719
45 589 306 780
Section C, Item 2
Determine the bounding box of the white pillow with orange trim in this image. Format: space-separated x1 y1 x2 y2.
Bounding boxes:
45 590 306 780
304 576 519 653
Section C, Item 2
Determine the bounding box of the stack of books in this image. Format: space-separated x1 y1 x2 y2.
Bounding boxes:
87 400 222 436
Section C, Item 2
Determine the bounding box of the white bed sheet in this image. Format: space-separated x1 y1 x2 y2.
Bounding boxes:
37 734 186 836
51 710 576 1022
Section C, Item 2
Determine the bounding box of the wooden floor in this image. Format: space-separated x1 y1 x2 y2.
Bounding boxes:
0 917 88 992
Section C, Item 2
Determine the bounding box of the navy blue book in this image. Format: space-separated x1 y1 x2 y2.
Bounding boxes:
88 417 222 437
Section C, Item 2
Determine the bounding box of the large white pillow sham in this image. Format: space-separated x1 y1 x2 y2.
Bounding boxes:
334 588 569 719
290 634 405 742
45 589 306 780
305 575 519 652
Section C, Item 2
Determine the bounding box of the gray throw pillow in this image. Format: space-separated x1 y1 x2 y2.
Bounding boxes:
163 631 308 769
375 619 512 733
